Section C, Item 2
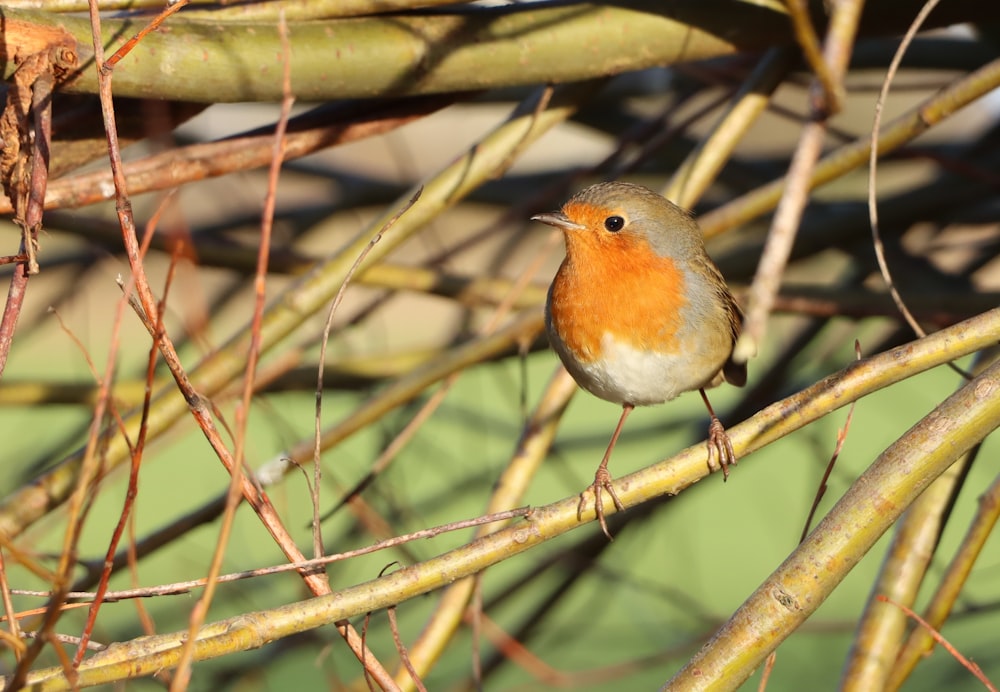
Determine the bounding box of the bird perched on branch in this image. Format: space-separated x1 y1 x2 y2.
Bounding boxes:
534 182 746 538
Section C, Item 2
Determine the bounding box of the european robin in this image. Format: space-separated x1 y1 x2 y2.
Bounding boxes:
533 182 746 539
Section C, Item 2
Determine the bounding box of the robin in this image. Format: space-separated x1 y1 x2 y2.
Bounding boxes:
533 182 746 539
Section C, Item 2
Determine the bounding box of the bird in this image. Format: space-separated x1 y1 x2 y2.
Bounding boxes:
533 181 746 539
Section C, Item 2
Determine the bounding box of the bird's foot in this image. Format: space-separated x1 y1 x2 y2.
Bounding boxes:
706 416 737 480
578 466 625 540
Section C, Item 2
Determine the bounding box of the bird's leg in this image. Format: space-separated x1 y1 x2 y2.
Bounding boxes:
581 403 631 539
699 388 737 479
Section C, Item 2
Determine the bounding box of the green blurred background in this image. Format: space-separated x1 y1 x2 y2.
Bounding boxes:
0 2 998 690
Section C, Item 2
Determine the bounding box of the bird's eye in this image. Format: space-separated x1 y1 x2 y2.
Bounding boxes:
604 216 625 232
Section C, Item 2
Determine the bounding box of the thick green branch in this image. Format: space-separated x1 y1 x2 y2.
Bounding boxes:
1 3 786 102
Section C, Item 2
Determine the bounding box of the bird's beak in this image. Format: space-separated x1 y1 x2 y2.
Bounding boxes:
531 212 585 231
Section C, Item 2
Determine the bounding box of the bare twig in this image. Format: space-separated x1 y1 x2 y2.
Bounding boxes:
0 550 22 659
3 36 102 692
9 508 531 605
388 605 428 692
734 0 865 363
761 341 862 690
73 193 179 665
801 340 862 543
0 96 457 214
172 12 298 689
318 204 553 525
866 0 970 385
877 595 998 692
103 0 190 71
312 189 423 523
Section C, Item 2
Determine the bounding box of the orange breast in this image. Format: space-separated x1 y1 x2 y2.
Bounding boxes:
548 231 688 364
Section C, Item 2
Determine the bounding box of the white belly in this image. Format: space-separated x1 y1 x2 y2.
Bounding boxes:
554 332 722 407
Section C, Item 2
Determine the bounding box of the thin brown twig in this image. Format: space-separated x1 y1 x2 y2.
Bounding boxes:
171 12 297 689
72 192 179 665
876 595 998 692
0 544 52 586
2 600 90 624
86 9 364 689
388 605 428 692
866 0 971 385
362 611 376 692
101 55 329 605
319 212 557 526
472 608 680 687
48 307 108 382
306 174 416 687
119 288 321 597
3 96 457 215
7 508 531 607
126 511 158 640
313 103 576 502
311 187 423 523
0 550 22 660
758 652 778 692
760 341 861 690
483 609 600 685
103 0 190 71
800 340 862 544
18 630 106 652
4 34 108 691
243 5 297 569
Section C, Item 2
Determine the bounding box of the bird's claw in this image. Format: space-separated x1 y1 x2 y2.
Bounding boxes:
706 416 737 480
578 467 624 540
